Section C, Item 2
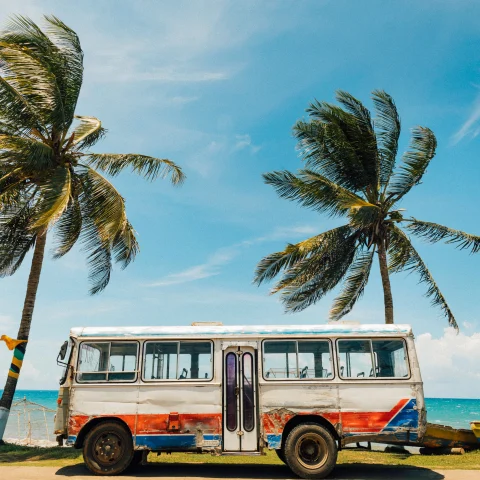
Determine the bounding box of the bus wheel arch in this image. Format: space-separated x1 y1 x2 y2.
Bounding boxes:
280 414 340 450
74 416 132 449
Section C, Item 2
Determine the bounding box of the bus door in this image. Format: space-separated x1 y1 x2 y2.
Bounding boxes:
223 344 258 451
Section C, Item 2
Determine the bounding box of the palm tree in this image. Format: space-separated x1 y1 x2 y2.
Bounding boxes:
254 90 480 328
0 15 185 440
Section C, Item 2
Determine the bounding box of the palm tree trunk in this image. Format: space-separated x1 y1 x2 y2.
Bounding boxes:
0 230 47 442
377 239 394 324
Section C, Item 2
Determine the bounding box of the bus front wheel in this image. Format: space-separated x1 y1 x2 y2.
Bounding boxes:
284 423 337 479
83 421 134 476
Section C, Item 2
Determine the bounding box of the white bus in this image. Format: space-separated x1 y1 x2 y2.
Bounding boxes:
54 323 425 478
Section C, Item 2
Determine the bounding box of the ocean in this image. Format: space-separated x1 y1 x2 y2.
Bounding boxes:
2 390 479 441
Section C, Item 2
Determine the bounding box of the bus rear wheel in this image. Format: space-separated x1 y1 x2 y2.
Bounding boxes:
83 421 134 476
284 423 337 479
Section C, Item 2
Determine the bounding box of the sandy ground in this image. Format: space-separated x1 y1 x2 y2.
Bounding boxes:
0 464 478 479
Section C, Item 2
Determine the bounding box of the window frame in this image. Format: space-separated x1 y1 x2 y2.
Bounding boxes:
262 338 334 381
336 337 411 381
76 340 140 384
141 339 214 383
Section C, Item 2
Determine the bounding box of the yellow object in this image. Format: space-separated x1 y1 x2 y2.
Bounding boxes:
0 335 26 350
471 422 480 441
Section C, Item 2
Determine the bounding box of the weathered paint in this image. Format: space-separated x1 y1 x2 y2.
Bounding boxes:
58 323 425 453
70 324 412 339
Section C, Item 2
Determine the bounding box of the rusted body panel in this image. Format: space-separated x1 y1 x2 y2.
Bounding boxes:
56 323 425 452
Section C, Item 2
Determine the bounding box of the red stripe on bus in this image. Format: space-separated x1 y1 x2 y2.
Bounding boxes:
69 413 222 436
262 398 410 435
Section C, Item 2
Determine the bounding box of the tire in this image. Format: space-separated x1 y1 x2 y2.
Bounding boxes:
83 421 134 476
284 423 337 479
275 448 286 464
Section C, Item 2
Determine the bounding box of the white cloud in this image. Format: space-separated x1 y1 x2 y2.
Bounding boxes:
169 96 199 105
234 134 261 154
451 94 480 144
416 328 480 397
104 68 231 84
147 224 317 287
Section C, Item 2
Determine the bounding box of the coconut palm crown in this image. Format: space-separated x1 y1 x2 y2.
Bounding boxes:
254 90 480 329
0 15 184 293
0 15 184 425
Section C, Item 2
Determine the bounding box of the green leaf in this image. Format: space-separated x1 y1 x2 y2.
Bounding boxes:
263 169 373 218
372 90 401 186
52 194 82 258
406 219 480 254
388 226 458 330
71 115 105 149
329 249 374 321
388 127 437 198
32 167 71 228
84 153 185 184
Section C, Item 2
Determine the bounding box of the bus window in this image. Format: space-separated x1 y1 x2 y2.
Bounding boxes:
338 340 374 378
263 341 297 379
143 341 213 381
144 342 177 380
372 340 409 378
298 341 332 378
178 342 213 380
77 342 138 382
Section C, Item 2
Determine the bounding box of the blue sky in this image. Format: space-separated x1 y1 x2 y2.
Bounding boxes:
0 0 480 397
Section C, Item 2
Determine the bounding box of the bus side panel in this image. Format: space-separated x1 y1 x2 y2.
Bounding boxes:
67 384 139 444
259 383 339 449
135 383 222 450
337 382 421 443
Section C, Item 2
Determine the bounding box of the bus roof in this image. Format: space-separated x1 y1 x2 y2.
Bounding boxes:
70 324 413 339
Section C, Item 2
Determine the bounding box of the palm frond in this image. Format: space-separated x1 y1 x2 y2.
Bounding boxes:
0 194 37 276
335 90 379 186
44 15 83 123
84 153 185 184
52 194 82 258
406 219 480 254
254 225 353 285
32 167 71 228
71 115 106 149
0 42 63 126
388 226 458 330
0 134 54 170
329 249 374 320
277 233 358 312
111 220 139 268
294 115 369 193
78 165 127 241
388 127 436 198
372 90 401 186
262 169 372 218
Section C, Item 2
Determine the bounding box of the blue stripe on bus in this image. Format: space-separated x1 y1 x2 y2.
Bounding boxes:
266 434 282 449
383 398 419 431
135 434 221 449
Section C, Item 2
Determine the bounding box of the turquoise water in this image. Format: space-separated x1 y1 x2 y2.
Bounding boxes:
2 390 479 440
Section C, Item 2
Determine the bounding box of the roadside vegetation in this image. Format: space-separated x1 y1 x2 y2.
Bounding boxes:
1 444 479 470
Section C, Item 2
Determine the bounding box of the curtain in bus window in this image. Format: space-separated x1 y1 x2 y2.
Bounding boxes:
372 340 409 378
263 341 297 379
178 342 212 380
144 342 177 380
338 340 374 378
297 341 332 378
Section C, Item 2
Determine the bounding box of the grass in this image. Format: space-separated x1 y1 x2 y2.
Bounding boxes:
0 444 479 469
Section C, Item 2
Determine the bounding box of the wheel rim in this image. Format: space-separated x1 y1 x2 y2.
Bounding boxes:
93 432 125 465
295 433 328 470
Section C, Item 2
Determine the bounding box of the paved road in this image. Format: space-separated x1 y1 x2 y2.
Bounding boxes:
0 464 478 479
